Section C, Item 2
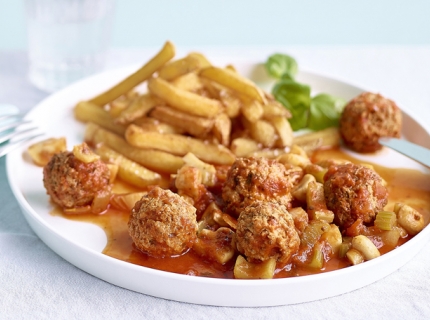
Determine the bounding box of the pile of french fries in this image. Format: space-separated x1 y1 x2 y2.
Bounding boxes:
72 41 339 188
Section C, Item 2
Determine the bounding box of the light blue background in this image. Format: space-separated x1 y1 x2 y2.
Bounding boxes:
1 0 430 50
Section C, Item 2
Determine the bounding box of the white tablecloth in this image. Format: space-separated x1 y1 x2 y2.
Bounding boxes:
1 46 430 319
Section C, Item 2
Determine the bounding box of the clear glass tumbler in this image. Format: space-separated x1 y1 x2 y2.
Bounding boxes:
25 0 115 92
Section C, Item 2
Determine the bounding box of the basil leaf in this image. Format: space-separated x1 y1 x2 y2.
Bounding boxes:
280 72 295 81
265 53 298 79
266 53 347 132
308 94 346 131
272 79 311 131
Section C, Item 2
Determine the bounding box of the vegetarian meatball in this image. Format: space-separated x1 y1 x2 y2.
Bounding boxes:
43 151 111 209
128 187 198 257
324 162 388 229
235 201 300 264
222 157 302 217
340 92 402 153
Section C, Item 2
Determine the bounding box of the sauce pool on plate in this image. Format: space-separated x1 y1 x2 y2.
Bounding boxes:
53 147 430 279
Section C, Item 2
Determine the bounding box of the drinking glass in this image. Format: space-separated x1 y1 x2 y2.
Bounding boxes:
25 0 115 92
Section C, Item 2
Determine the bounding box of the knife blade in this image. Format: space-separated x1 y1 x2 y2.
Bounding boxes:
379 137 430 168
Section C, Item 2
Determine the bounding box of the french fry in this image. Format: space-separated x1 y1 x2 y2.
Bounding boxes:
115 93 162 124
95 144 162 188
219 90 242 118
148 77 223 118
199 77 224 99
158 54 202 81
183 152 216 187
246 119 277 148
150 105 214 137
245 148 288 159
171 72 204 92
75 101 127 136
187 52 212 68
108 90 139 118
199 66 266 104
230 137 260 157
241 99 264 123
225 64 237 72
125 124 235 165
88 41 175 106
84 122 184 174
201 78 242 118
293 127 341 152
212 113 231 146
106 163 119 183
262 100 291 119
133 117 185 134
269 115 293 147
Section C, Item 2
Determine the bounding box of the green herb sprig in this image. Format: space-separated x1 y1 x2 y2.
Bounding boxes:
265 53 346 131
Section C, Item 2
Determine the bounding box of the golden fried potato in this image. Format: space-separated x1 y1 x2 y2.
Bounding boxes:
115 94 163 124
133 116 185 134
171 72 204 92
75 101 127 136
241 99 264 123
158 54 202 81
212 113 231 146
269 115 293 147
293 127 341 153
246 119 277 148
125 124 235 165
199 66 266 104
230 138 260 157
88 41 175 106
95 144 162 188
150 105 214 137
27 137 67 166
148 77 223 118
84 122 184 174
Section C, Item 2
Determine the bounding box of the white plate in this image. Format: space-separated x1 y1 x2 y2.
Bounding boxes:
6 60 430 307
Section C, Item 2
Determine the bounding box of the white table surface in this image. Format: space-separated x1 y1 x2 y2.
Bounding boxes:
1 46 430 319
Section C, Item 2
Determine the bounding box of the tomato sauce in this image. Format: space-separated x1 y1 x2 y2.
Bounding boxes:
56 147 430 279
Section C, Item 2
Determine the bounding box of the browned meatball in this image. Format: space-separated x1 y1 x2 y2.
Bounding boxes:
43 151 111 209
324 163 388 229
236 201 300 264
128 187 198 257
222 157 302 217
340 92 402 153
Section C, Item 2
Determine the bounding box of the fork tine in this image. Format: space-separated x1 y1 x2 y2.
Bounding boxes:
0 132 44 158
0 119 32 132
0 126 40 144
0 113 23 122
0 111 44 158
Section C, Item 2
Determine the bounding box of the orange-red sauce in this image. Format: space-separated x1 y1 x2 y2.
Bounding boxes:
54 147 430 279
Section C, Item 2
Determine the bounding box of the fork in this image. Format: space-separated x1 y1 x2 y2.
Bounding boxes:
0 113 43 158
